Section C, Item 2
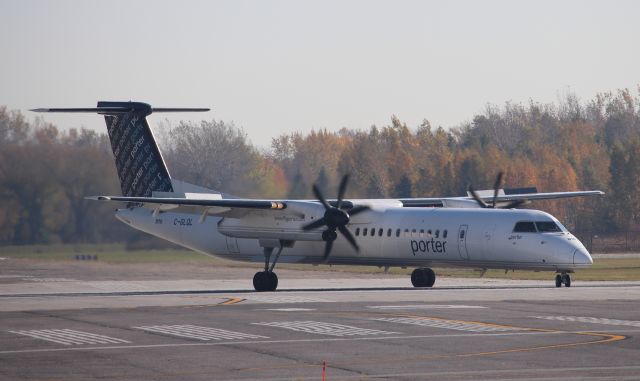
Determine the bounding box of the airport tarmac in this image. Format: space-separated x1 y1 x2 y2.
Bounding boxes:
1 259 640 380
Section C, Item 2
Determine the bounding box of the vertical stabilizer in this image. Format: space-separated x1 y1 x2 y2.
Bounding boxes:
99 101 173 197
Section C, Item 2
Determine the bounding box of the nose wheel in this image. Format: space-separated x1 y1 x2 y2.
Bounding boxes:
555 273 571 288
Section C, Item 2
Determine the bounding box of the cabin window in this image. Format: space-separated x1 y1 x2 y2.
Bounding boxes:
387 228 392 237
459 230 465 239
404 228 409 237
363 228 368 236
378 228 383 236
435 230 440 238
371 228 376 237
513 221 537 233
355 227 360 236
427 229 432 237
443 230 448 238
419 229 425 237
411 228 417 237
396 229 401 237
535 221 562 233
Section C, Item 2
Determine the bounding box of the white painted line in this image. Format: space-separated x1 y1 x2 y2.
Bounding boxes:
368 305 487 310
253 320 398 337
8 329 130 345
241 295 332 304
134 325 268 341
373 317 524 333
262 308 316 312
532 315 640 327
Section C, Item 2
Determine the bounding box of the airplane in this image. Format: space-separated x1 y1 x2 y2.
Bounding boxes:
32 101 604 291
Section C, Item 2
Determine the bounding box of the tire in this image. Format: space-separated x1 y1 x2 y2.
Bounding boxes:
253 271 265 292
411 268 435 288
562 274 571 288
411 269 425 287
268 272 279 291
555 274 562 288
425 268 436 287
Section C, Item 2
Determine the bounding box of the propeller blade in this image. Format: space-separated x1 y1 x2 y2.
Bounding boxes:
302 217 327 231
338 225 360 252
348 205 370 216
336 175 349 209
492 172 504 208
468 185 489 208
322 239 334 262
312 184 331 210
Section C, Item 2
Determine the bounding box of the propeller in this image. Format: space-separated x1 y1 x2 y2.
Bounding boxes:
302 175 369 262
468 172 528 209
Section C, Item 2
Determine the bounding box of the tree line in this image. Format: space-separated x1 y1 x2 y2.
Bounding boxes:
1 86 639 246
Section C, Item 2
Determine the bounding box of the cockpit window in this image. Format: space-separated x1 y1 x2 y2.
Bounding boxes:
535 221 562 233
513 221 537 233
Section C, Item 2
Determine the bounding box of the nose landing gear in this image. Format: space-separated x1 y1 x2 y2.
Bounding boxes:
555 272 571 288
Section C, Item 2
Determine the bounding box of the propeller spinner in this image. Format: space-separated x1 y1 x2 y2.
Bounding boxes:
302 175 369 262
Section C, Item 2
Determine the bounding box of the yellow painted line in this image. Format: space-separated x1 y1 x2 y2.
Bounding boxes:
219 297 244 305
453 331 625 359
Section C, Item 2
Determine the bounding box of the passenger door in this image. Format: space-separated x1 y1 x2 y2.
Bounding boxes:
458 225 469 259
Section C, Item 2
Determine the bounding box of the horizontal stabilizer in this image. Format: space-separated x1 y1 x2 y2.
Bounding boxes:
86 195 287 210
31 106 209 115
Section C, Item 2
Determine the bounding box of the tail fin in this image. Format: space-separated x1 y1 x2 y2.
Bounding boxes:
31 101 209 197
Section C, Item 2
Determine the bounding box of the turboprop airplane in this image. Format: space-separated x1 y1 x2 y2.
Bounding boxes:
32 101 603 291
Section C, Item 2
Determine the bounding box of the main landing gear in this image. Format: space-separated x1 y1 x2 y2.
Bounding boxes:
253 244 285 292
411 268 436 288
555 272 571 288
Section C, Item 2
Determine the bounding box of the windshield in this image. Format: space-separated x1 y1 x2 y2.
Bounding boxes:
535 221 562 233
513 221 537 233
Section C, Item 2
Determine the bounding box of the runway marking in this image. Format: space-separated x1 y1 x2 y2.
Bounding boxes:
532 315 640 327
0 330 623 356
241 295 332 304
22 278 77 282
262 308 316 312
373 316 525 332
219 297 244 305
368 304 487 310
134 324 268 341
253 320 397 337
8 329 130 346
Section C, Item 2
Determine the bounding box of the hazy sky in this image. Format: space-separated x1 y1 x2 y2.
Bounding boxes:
1 0 638 147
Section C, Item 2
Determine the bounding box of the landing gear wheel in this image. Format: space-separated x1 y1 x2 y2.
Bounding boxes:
561 273 571 288
267 271 278 291
253 271 278 292
555 274 562 288
411 268 436 288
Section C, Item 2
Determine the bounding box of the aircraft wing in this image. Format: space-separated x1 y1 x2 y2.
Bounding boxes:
401 190 604 208
88 189 604 214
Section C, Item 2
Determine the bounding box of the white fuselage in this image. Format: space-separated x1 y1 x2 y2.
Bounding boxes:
115 205 592 272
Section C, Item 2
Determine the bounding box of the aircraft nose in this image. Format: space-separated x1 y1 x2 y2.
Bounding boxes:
573 248 593 265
